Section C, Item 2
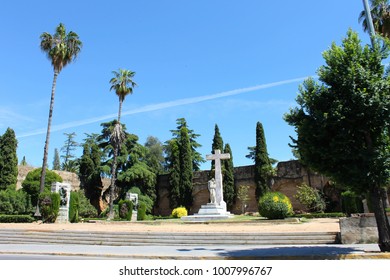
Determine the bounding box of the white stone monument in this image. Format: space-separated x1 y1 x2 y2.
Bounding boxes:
182 149 233 221
51 182 71 223
125 192 139 221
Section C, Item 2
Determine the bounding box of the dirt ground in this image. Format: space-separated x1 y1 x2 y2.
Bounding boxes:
0 218 340 233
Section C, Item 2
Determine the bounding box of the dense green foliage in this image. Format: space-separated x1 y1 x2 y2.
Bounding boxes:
0 215 35 223
341 190 364 216
210 124 224 171
22 168 63 206
284 30 390 251
223 144 235 211
0 187 32 215
171 206 188 218
167 139 181 209
39 192 60 223
258 192 293 219
69 191 80 223
79 141 104 214
294 183 326 213
253 122 272 199
118 199 133 220
178 126 193 210
137 202 147 221
77 190 98 218
0 128 18 190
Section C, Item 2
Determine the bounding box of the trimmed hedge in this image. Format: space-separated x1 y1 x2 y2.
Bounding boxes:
118 200 133 220
341 190 363 216
137 202 146 221
294 212 346 219
0 215 34 223
39 192 60 223
69 191 80 223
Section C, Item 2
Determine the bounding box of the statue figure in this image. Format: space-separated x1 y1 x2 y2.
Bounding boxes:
208 178 217 204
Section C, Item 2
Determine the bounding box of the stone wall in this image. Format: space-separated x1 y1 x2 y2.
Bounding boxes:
17 166 81 191
155 160 334 216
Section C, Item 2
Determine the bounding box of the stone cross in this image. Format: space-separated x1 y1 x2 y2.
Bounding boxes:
206 149 231 209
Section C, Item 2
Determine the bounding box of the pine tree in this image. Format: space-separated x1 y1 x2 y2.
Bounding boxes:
179 126 193 210
52 148 61 170
0 128 18 190
254 122 272 199
223 143 235 211
61 132 78 172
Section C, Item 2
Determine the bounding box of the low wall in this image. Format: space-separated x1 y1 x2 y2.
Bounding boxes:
339 214 390 244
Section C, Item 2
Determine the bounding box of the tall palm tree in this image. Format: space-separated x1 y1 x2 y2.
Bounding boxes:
359 0 390 39
107 69 137 219
37 23 82 216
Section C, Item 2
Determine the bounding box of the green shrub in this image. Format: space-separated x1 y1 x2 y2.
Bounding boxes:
78 191 98 218
258 192 293 219
39 192 60 223
22 168 63 206
137 202 147 221
0 215 34 223
69 191 80 223
118 200 133 220
294 212 346 218
0 187 32 215
171 206 188 218
341 190 363 216
294 183 326 213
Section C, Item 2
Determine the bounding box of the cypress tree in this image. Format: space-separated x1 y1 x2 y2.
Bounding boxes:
254 122 272 199
0 128 18 190
210 124 224 171
170 118 204 171
167 139 181 209
179 126 193 210
223 143 235 211
52 148 61 170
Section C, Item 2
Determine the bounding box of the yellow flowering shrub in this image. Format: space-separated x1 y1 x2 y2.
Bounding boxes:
258 192 293 219
171 206 188 218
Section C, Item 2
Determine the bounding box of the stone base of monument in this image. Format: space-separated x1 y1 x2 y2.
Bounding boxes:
181 203 234 222
56 207 69 223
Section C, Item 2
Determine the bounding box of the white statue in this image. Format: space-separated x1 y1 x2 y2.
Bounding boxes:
208 178 217 204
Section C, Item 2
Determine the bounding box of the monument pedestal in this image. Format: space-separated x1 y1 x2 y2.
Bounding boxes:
181 203 233 222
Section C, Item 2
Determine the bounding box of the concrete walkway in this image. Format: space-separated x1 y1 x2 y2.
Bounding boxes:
0 218 389 259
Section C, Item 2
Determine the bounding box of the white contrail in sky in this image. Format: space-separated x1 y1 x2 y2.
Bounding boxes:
17 76 310 138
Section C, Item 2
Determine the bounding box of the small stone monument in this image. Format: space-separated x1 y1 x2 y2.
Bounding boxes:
182 149 233 221
51 182 71 223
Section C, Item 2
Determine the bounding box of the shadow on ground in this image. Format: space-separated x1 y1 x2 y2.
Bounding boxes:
177 246 365 260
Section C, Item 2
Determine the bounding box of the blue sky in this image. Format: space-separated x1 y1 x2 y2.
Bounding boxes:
0 1 370 170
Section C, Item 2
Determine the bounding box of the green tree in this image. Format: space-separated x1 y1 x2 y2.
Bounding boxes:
169 118 204 171
359 0 390 39
167 139 181 209
39 23 82 202
22 168 63 206
179 126 193 210
20 156 28 166
210 124 224 171
61 132 78 172
107 68 137 219
78 142 104 214
284 30 390 251
52 148 61 170
253 122 272 199
0 128 18 190
223 143 235 211
144 136 165 175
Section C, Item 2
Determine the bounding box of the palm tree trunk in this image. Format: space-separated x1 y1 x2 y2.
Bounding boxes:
36 71 58 217
107 99 123 220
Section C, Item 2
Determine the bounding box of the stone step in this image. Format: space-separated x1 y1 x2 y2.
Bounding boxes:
0 229 339 246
